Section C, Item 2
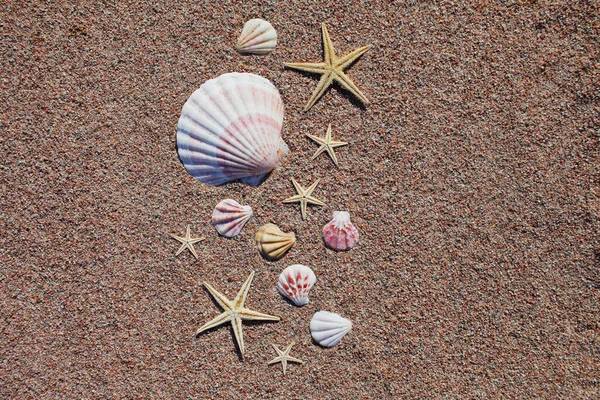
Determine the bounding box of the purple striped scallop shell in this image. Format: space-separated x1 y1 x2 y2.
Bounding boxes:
211 199 253 238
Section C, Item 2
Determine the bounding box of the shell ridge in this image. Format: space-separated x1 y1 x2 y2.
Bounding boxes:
213 213 251 225
237 19 277 55
183 98 263 167
239 24 271 46
178 131 261 173
205 82 266 167
216 81 276 171
180 110 273 173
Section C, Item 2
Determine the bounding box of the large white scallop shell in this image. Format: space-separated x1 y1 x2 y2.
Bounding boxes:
211 199 253 238
277 264 316 306
310 311 352 347
176 73 287 186
236 19 277 55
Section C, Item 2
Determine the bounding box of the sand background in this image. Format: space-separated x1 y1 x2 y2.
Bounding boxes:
1 1 599 398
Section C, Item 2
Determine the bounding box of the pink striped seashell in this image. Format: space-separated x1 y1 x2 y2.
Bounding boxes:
211 199 253 238
277 264 316 306
322 211 359 251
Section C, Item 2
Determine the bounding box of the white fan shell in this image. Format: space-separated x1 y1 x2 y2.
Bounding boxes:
310 311 352 347
236 19 277 55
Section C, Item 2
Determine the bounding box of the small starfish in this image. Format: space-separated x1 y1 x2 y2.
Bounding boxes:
196 271 280 357
170 225 205 259
268 342 304 376
306 123 348 166
284 23 372 111
282 178 325 220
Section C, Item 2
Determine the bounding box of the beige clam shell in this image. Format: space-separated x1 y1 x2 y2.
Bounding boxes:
255 223 295 260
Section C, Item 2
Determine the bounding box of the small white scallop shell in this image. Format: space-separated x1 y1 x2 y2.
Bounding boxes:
236 19 277 55
211 199 253 238
176 73 287 186
277 264 316 306
310 311 352 347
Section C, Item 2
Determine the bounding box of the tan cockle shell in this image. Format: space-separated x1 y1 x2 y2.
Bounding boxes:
236 19 277 55
255 223 295 260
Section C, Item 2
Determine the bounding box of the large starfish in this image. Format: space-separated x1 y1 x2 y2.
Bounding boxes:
170 225 205 259
284 23 372 111
282 178 325 220
306 123 348 166
196 271 280 357
268 342 304 375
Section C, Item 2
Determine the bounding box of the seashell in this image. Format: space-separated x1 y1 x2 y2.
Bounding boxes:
211 199 253 238
255 223 295 260
322 211 359 251
176 72 287 186
236 19 277 55
310 311 352 347
277 264 316 306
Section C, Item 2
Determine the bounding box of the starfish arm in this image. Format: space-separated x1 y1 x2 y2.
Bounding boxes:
203 282 233 311
281 359 288 375
195 311 231 335
284 62 328 74
170 234 185 243
188 237 205 244
290 178 304 194
272 343 284 356
238 307 280 322
321 23 336 65
232 316 245 355
305 179 321 196
282 194 303 203
325 123 333 140
286 356 304 364
188 244 199 260
326 147 340 166
337 45 372 70
310 145 328 161
305 195 326 207
233 271 255 309
175 243 188 256
306 133 327 145
334 70 369 104
304 73 334 111
268 356 283 365
329 140 348 148
301 199 307 220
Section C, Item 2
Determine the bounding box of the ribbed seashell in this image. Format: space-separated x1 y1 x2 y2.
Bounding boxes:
236 19 277 55
322 211 359 251
310 311 352 347
277 264 316 306
255 223 296 260
176 73 287 186
211 199 253 238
